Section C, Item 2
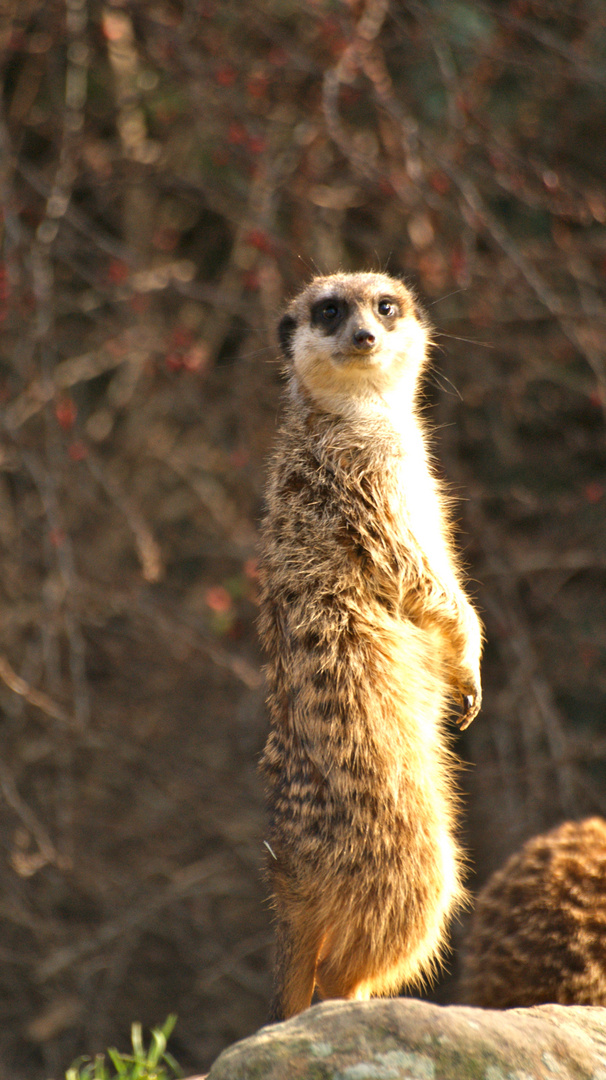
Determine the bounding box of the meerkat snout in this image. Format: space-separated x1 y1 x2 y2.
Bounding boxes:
352 326 376 350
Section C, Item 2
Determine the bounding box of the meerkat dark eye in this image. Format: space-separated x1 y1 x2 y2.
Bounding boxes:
378 298 398 317
311 296 346 331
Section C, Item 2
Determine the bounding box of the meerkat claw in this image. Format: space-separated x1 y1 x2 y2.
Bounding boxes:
458 695 475 729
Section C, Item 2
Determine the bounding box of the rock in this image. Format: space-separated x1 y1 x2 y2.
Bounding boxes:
205 998 606 1080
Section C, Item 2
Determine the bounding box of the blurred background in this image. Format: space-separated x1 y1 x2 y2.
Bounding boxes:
0 0 605 1076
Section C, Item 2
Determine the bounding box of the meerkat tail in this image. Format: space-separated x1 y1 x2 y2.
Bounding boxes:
269 916 325 1022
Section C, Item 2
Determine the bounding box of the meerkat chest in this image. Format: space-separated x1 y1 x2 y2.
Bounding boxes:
337 409 448 570
377 437 449 576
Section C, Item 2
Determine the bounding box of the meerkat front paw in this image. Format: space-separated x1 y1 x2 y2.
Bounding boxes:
456 675 482 730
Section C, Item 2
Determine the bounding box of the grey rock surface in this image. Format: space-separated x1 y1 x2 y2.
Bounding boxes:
205 998 606 1080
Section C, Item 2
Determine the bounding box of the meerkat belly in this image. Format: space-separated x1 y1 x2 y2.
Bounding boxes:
265 709 459 992
263 589 455 873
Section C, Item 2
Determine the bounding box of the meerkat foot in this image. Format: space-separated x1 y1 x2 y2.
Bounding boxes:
315 954 372 1004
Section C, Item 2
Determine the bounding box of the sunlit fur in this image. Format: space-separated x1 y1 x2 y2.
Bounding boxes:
258 272 484 1021
461 817 606 1008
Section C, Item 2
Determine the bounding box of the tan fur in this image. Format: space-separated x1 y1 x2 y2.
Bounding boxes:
258 272 484 1021
461 817 606 1008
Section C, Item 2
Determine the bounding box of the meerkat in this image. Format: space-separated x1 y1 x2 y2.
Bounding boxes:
258 271 484 1022
460 817 606 1008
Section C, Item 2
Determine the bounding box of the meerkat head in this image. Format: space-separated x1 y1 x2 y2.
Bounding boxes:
278 272 429 420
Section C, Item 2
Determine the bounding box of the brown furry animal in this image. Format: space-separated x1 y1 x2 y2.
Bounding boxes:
460 817 606 1008
258 272 484 1021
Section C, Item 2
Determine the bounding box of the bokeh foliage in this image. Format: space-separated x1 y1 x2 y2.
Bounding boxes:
0 1 605 1076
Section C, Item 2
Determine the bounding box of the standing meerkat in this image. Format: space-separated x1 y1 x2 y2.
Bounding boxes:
460 817 606 1008
258 271 484 1021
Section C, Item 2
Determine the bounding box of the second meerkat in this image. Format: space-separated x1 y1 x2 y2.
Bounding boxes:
258 271 483 1021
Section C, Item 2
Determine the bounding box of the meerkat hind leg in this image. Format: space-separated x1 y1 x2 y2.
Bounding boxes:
315 952 373 1004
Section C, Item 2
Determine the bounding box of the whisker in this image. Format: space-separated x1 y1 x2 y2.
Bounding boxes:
435 331 494 349
428 288 468 307
428 370 463 401
236 345 277 361
296 252 324 278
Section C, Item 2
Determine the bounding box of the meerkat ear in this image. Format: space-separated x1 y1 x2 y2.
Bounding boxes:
278 314 297 360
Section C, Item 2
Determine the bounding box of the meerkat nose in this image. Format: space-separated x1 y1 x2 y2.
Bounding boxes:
352 328 376 349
